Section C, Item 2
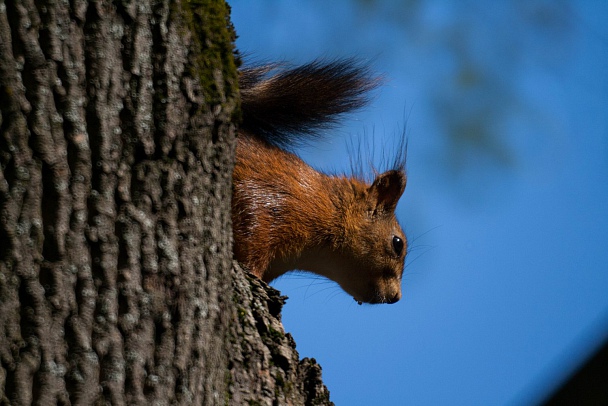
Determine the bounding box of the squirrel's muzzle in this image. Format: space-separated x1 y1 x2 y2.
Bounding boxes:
354 288 401 305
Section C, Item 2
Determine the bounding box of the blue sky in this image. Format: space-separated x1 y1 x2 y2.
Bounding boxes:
230 1 608 404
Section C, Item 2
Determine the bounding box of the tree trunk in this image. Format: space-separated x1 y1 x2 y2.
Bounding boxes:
0 0 332 404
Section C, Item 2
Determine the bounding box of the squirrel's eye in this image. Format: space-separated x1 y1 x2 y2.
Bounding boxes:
392 235 404 256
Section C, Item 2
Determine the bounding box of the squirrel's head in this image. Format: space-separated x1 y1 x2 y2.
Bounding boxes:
332 169 407 305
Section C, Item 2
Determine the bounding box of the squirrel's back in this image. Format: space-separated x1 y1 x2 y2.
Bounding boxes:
233 60 407 305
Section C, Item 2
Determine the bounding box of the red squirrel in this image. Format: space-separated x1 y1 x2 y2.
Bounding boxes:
232 60 407 305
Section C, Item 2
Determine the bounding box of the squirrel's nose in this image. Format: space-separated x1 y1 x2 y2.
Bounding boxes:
386 291 401 304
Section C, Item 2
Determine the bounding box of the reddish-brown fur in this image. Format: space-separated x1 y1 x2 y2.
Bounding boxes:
232 60 408 304
232 133 407 304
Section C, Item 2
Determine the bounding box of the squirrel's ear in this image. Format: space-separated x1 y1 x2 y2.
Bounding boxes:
368 170 406 213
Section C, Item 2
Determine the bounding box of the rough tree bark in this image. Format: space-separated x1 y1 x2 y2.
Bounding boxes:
0 0 332 404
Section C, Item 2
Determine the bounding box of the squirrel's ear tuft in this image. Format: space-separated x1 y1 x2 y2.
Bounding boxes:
368 170 406 213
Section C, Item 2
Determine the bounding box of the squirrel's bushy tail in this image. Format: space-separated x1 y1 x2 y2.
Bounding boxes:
239 59 379 148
